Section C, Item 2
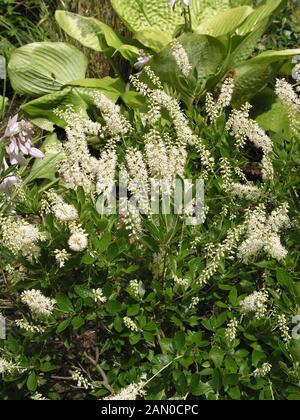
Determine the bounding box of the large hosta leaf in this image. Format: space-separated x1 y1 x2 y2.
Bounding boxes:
134 29 172 53
55 11 139 61
147 33 225 105
8 42 88 97
236 0 282 36
111 0 183 35
21 77 124 131
196 6 253 37
232 49 300 106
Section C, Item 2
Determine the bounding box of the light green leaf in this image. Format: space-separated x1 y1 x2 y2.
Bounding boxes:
196 6 253 37
134 29 172 53
55 10 121 52
55 10 139 61
26 133 64 183
111 0 183 35
8 42 88 96
230 18 268 66
236 0 283 36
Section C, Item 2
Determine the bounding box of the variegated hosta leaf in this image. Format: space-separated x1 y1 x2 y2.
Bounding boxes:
111 0 183 35
7 42 88 97
55 11 139 62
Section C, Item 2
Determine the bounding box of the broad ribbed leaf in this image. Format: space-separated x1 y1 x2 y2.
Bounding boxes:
21 77 123 130
230 19 268 66
8 42 88 96
196 6 253 37
111 0 183 35
236 0 282 36
190 0 230 28
148 33 225 105
232 49 300 106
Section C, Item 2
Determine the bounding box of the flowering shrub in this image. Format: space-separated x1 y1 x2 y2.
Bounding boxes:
1 0 300 401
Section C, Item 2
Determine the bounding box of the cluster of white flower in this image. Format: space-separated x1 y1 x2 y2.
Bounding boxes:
15 319 45 334
275 78 300 112
173 275 189 286
123 316 139 332
197 223 246 285
129 73 214 170
189 296 200 310
170 39 192 77
96 147 117 203
129 280 140 297
43 190 78 223
20 289 55 317
119 179 144 241
55 106 103 192
31 393 48 400
277 314 291 343
253 363 272 378
71 370 94 390
104 375 146 400
240 290 269 319
238 203 290 262
125 148 150 214
92 288 107 303
0 216 46 261
229 182 262 201
92 91 132 138
226 103 273 152
225 318 239 342
0 358 24 374
68 222 89 252
144 129 187 192
206 78 234 122
54 249 70 268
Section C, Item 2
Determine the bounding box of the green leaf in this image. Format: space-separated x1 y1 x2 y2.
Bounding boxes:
72 316 85 329
127 304 140 316
55 11 139 61
26 133 63 183
190 0 231 28
209 347 224 368
111 0 183 35
27 372 38 392
190 373 213 396
56 293 74 313
8 42 88 96
236 0 283 36
232 49 300 106
74 285 93 299
196 6 253 37
56 318 71 334
97 230 111 253
134 29 172 53
148 33 225 105
21 78 123 131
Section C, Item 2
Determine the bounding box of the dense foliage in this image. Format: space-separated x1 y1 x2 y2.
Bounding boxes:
0 0 300 400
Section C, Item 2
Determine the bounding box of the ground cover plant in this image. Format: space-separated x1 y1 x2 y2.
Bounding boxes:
0 0 300 400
